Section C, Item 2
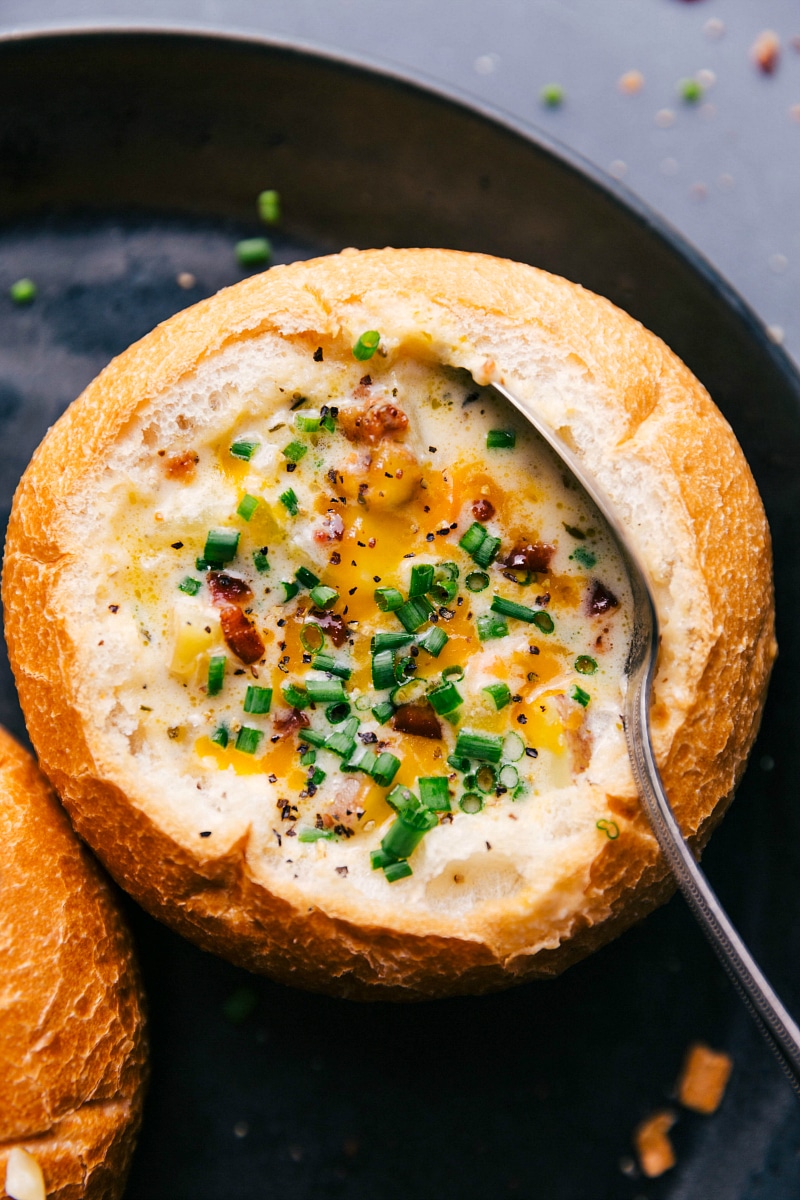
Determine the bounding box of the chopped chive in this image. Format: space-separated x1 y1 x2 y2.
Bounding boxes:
490 595 539 623
382 808 437 859
309 584 338 610
385 784 416 813
237 494 260 521
372 631 415 652
298 728 327 747
460 793 483 814
384 861 413 882
282 681 310 709
571 685 591 707
428 681 463 714
282 441 308 463
431 577 458 605
340 745 378 774
178 576 202 595
210 725 229 748
473 535 501 568
454 730 503 763
458 522 487 556
230 440 259 461
465 570 490 593
235 236 271 267
390 677 428 706
299 749 316 766
571 546 596 569
342 716 360 738
298 828 336 843
324 730 357 759
417 626 448 657
306 678 347 704
300 623 325 653
294 410 321 432
9 278 37 305
512 781 529 802
203 528 240 565
372 700 395 725
533 611 555 634
374 587 405 612
486 429 516 449
419 776 451 811
243 685 272 714
409 563 435 597
279 488 299 515
395 595 433 633
207 655 226 696
326 700 351 724
442 665 465 683
320 412 337 433
372 648 397 690
575 655 598 675
499 764 519 788
312 653 351 679
371 848 395 870
483 682 511 710
279 580 300 602
477 612 508 641
373 752 401 788
474 764 497 794
447 754 470 773
596 819 620 840
195 558 210 572
295 566 320 589
257 188 281 224
253 549 270 573
309 767 327 785
502 731 526 762
353 330 380 361
235 726 263 754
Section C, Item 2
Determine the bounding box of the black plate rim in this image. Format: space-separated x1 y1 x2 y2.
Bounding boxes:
1 18 799 411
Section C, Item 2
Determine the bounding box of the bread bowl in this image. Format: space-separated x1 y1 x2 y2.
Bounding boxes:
2 247 775 999
0 726 147 1199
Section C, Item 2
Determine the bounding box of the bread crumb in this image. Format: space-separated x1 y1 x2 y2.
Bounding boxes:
677 1043 733 1114
634 1110 676 1178
5 1148 46 1200
618 70 644 95
751 30 780 74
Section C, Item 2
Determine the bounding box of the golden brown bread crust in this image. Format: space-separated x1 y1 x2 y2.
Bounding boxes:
2 248 776 999
0 727 147 1197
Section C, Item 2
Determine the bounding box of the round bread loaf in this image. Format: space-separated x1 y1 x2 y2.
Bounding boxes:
2 248 775 999
0 726 147 1198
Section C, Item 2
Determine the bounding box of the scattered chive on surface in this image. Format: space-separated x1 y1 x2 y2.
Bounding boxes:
372 700 395 725
295 566 320 589
309 584 338 610
207 655 226 696
477 612 509 642
298 828 336 843
253 548 269 572
571 685 591 707
203 529 240 565
352 330 380 361
575 655 598 675
454 730 504 763
409 564 435 597
428 681 463 714
210 726 228 748
294 411 321 432
306 678 347 704
235 237 271 267
299 622 325 652
395 595 433 633
282 441 308 463
597 819 620 840
571 546 596 569
178 577 202 595
465 570 489 592
282 682 310 709
384 860 413 883
279 580 300 602
312 653 351 680
230 440 258 461
417 626 448 657
533 610 555 634
460 793 483 814
236 494 259 521
9 278 37 304
419 777 451 811
374 587 404 612
257 188 281 225
235 726 263 754
483 682 512 710
279 488 299 515
490 595 539 623
243 685 272 715
486 429 516 449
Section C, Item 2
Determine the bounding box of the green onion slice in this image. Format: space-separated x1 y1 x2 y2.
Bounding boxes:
230 440 258 461
571 685 591 707
298 828 336 843
474 764 497 794
502 731 526 762
282 682 310 709
294 410 321 432
372 648 397 691
483 682 511 711
279 488 299 515
486 429 517 449
235 237 271 267
306 678 347 704
499 764 519 789
235 726 263 754
353 330 380 361
207 655 226 696
203 528 240 565
442 665 465 683
312 653 351 679
299 623 325 653
395 595 434 633
409 563 435 597
459 793 483 814
295 565 320 589
282 441 308 463
372 700 395 725
309 584 338 610
236 493 260 521
384 861 413 883
178 577 201 595
372 631 415 652
490 595 539 623
454 730 503 763
372 752 401 788
427 680 463 714
243 685 272 714
574 655 598 675
465 570 490 593
419 776 451 811
416 626 448 657
325 701 351 724
533 611 555 634
253 549 270 573
210 726 229 748
374 587 404 612
257 188 281 225
279 580 300 603
477 613 508 642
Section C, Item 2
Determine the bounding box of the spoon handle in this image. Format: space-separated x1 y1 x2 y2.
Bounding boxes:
627 676 800 1095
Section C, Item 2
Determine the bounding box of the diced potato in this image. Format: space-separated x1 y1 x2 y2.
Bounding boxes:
169 601 222 680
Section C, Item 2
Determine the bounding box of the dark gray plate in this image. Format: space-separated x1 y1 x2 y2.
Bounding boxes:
1 29 799 1200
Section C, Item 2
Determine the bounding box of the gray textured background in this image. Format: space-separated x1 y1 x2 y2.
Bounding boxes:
1 0 799 364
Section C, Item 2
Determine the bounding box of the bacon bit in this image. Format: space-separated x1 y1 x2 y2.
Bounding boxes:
273 707 311 736
751 29 780 74
392 702 442 739
677 1044 733 1114
314 511 345 543
219 606 265 664
164 449 199 480
322 786 365 830
309 608 348 647
634 1110 676 1178
472 498 495 521
339 400 409 444
505 542 555 574
588 580 619 616
207 572 253 605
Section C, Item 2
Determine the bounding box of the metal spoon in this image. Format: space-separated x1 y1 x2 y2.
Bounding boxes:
492 380 800 1094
